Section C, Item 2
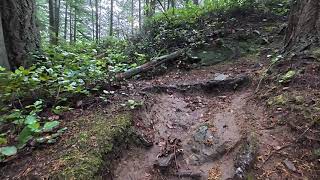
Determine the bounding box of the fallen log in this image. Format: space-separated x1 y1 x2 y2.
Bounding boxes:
115 49 186 80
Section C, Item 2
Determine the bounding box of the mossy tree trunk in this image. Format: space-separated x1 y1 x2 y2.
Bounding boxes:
0 0 40 69
284 0 320 52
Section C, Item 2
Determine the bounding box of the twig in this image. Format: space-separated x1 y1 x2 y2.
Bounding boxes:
173 143 178 171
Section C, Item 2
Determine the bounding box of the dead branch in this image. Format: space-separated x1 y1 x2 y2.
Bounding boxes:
115 49 186 80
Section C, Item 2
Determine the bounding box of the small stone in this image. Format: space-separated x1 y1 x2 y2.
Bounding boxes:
214 73 229 81
283 159 297 172
194 126 208 142
156 153 175 168
174 171 202 179
76 100 83 107
275 146 281 150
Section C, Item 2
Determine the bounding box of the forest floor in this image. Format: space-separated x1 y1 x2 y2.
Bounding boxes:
1 11 320 180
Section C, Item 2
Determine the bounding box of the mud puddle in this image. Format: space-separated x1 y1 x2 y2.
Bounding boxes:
113 89 254 179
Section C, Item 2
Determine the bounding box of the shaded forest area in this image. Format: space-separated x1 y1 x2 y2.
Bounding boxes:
1 0 320 179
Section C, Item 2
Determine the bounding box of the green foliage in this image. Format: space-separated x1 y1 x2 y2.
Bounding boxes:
279 70 296 84
122 99 143 110
0 39 146 162
0 146 17 161
151 0 253 27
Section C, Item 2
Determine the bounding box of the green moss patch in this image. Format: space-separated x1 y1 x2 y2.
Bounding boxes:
54 111 132 179
267 94 288 106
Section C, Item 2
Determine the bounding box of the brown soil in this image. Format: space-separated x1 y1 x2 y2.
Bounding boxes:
109 58 319 180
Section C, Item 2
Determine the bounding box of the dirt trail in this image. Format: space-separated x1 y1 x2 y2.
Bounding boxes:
112 71 273 180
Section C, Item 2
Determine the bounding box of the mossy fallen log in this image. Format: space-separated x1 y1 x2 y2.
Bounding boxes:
53 112 132 179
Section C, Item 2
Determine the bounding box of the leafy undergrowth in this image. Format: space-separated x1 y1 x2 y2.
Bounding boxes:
0 40 143 161
131 0 290 57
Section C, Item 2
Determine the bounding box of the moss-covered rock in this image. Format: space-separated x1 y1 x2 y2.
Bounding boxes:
54 111 132 179
267 94 287 106
279 70 296 84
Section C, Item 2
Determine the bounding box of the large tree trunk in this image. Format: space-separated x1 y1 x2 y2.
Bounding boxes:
0 0 40 69
284 0 320 52
49 0 61 45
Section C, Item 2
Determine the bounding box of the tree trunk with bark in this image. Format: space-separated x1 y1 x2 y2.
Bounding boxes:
49 0 60 45
0 13 10 69
110 0 114 36
54 0 61 43
73 6 77 43
69 6 73 44
193 0 198 5
90 0 95 41
0 0 40 69
49 0 55 44
131 0 134 35
64 1 68 40
95 0 99 40
284 0 320 52
139 0 142 31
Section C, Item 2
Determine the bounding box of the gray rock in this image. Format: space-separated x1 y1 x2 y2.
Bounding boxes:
156 153 175 168
194 125 208 142
283 159 297 172
233 135 259 179
214 73 229 81
174 171 202 179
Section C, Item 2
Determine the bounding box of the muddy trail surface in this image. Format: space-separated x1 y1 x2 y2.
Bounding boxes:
109 64 292 180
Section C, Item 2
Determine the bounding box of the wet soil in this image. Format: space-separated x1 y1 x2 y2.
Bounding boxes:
112 71 263 179
109 56 320 179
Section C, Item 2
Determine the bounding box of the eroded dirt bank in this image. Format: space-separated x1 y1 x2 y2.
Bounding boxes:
109 71 285 179
107 57 319 179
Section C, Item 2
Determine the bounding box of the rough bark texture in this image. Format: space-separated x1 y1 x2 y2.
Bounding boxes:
54 0 61 43
49 0 55 44
0 13 10 69
0 0 40 69
285 0 320 52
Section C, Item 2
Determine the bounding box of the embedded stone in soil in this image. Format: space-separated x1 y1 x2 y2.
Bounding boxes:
113 91 252 180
